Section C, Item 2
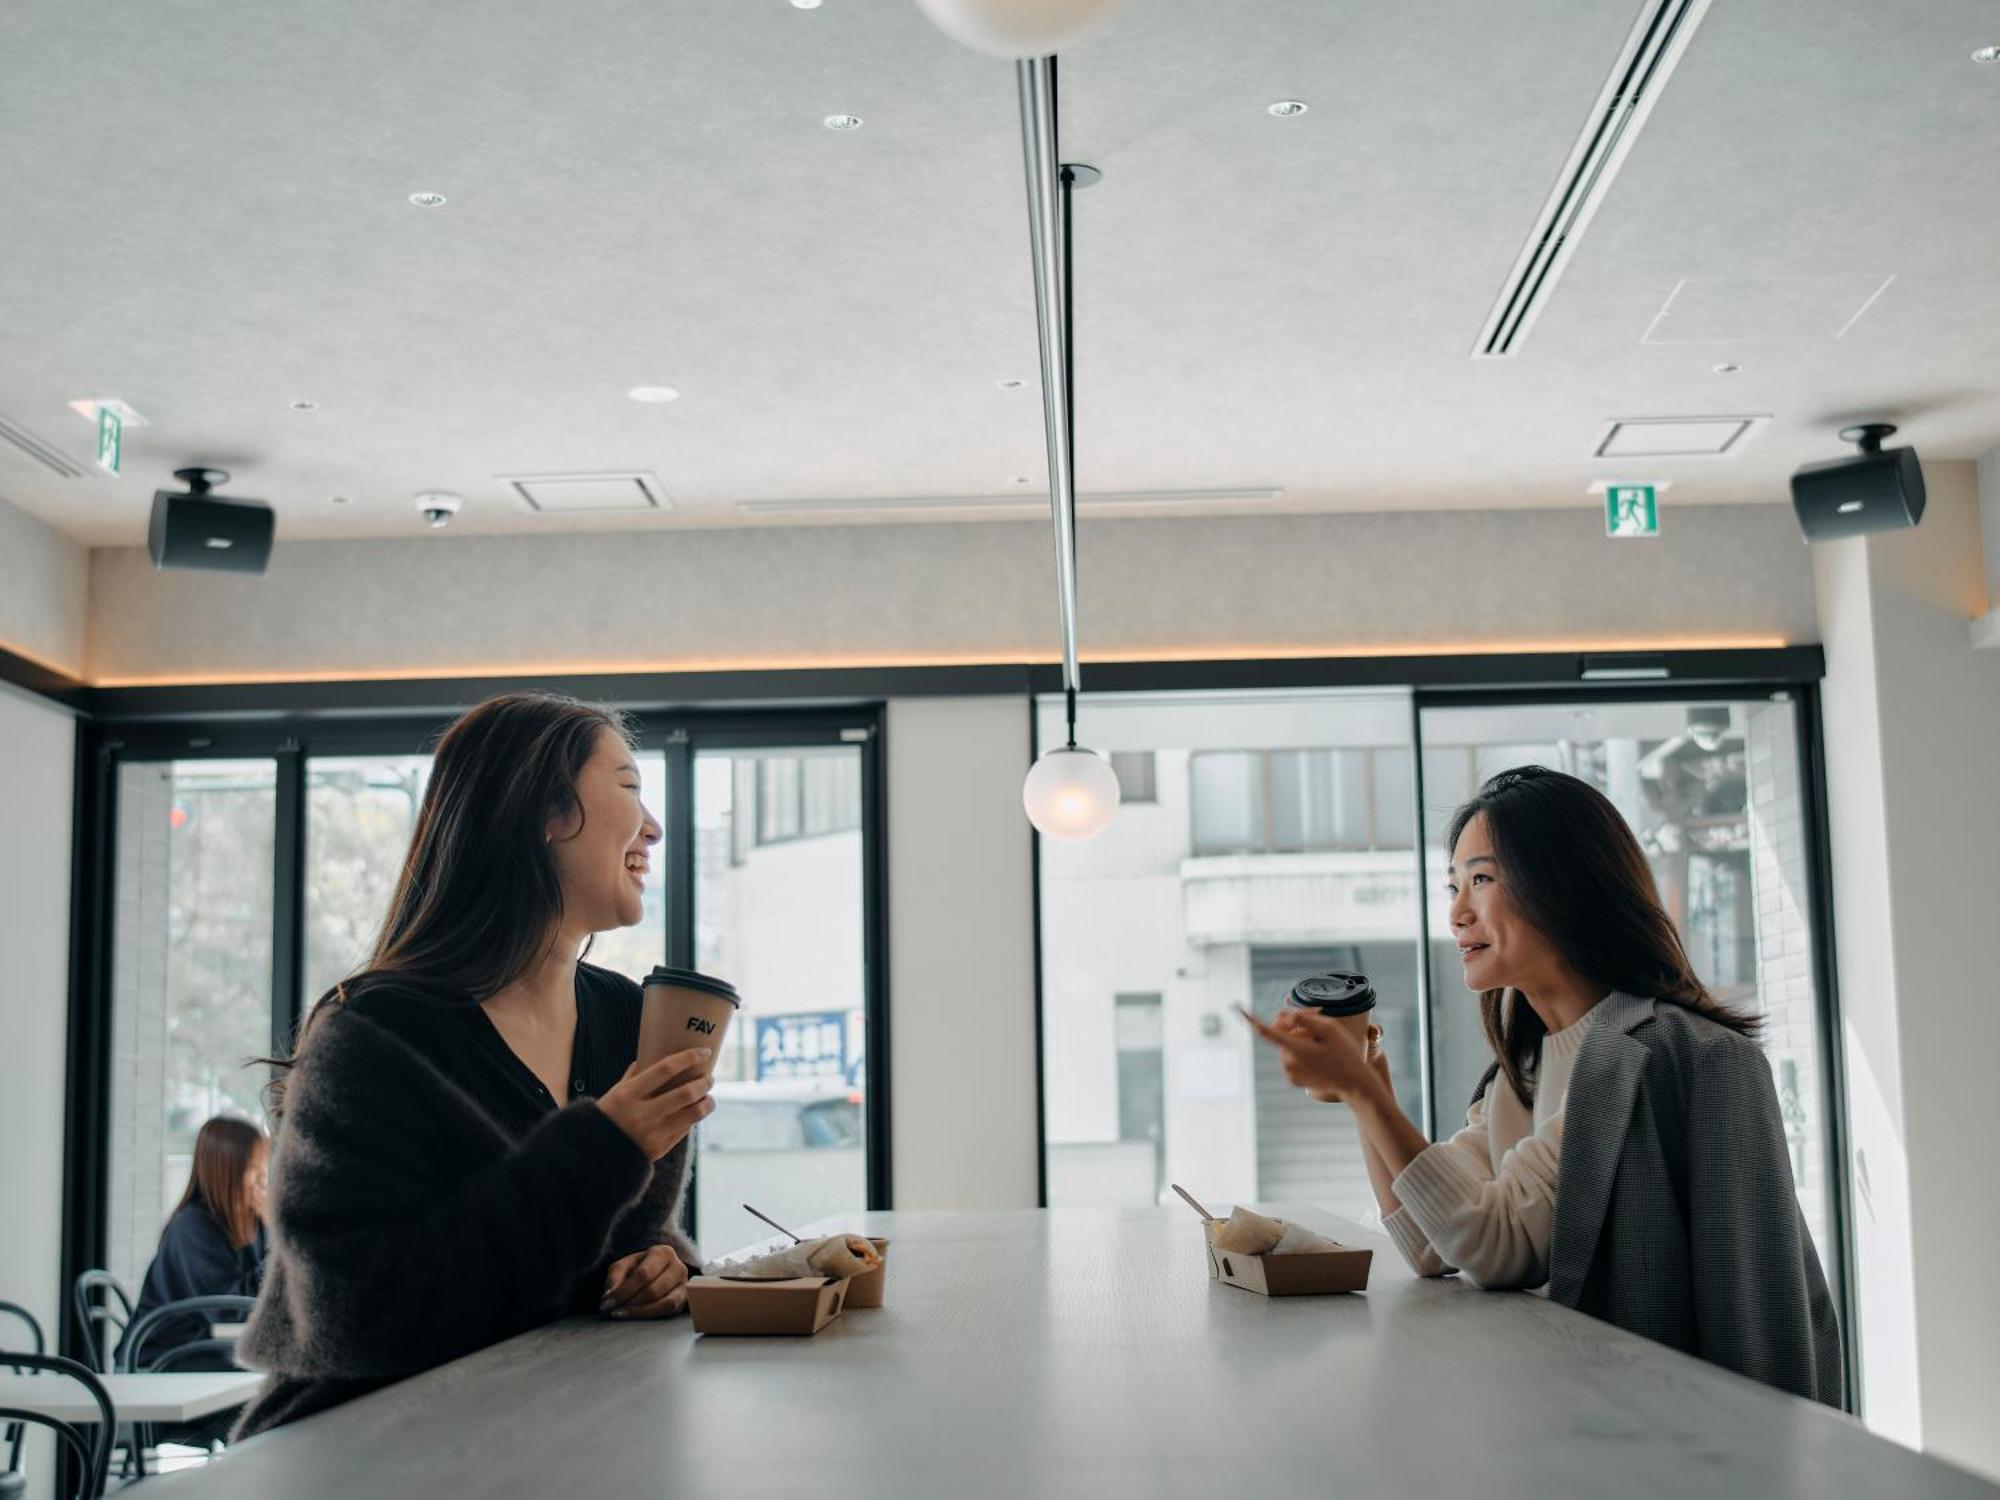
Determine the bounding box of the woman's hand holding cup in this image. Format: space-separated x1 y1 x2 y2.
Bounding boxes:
1241 1006 1381 1104
598 1048 716 1160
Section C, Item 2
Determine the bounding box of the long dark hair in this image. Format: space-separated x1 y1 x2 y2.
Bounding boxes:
1449 765 1756 1106
267 693 632 1108
177 1117 265 1249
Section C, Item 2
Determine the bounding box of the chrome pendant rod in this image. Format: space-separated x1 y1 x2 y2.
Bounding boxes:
1016 55 1081 704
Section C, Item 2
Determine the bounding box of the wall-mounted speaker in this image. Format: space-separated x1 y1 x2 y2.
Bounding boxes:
147 468 275 574
1790 424 1925 543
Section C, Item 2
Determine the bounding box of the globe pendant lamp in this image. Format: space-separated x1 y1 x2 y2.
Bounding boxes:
1009 56 1119 842
915 0 1122 60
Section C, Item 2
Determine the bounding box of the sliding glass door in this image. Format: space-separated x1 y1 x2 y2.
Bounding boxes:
1035 684 1845 1320
692 745 868 1256
1418 695 1839 1286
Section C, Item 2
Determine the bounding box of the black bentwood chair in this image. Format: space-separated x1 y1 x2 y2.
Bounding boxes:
1 1300 49 1500
0 1353 114 1500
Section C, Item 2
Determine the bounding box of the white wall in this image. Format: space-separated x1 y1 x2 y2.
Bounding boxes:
82 504 1819 681
0 686 77 1500
0 491 88 677
885 697 1039 1210
1814 459 2000 1479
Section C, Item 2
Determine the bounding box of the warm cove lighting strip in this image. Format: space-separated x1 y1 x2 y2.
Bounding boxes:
79 637 1794 690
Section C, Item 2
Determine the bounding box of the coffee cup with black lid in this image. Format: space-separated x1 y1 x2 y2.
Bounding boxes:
1285 971 1377 1049
638 967 740 1087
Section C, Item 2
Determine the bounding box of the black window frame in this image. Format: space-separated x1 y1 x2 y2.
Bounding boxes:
1025 649 1854 1413
60 699 892 1343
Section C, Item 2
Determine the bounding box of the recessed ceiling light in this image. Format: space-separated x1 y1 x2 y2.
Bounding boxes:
823 114 864 131
1712 362 1740 374
408 192 448 208
1267 100 1309 118
289 399 319 412
997 378 1026 390
627 386 680 403
791 0 823 8
1974 45 2000 62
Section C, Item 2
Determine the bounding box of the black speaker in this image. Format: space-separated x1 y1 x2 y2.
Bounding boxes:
1790 424 1925 543
147 468 275 574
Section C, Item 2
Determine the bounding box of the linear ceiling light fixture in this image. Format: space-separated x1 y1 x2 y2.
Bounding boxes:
1473 0 1714 357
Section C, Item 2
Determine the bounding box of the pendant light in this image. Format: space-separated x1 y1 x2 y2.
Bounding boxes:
1011 57 1119 842
915 0 1121 59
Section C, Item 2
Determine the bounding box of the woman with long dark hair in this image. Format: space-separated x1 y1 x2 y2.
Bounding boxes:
233 695 717 1438
1250 765 1842 1403
121 1116 268 1372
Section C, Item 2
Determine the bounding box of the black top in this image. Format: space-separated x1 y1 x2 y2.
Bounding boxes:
119 1204 265 1369
392 959 646 1123
231 960 698 1441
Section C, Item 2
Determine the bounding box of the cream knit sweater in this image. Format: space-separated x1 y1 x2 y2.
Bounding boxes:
1383 1009 1595 1291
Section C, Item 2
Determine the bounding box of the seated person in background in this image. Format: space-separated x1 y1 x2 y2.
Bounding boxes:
120 1115 268 1372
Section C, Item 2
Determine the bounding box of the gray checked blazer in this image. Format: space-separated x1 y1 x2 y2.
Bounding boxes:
1545 991 1845 1407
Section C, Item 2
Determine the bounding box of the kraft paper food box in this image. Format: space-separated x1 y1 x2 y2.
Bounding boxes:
1201 1220 1373 1297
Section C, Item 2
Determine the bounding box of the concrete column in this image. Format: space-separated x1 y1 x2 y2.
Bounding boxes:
1812 458 2000 1480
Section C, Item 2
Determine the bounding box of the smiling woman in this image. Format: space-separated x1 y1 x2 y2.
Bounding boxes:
234 695 716 1440
1252 764 1844 1405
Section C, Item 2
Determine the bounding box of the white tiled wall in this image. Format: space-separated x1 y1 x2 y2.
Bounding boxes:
105 762 174 1293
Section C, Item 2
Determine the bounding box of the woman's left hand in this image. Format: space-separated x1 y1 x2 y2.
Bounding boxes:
1241 1006 1380 1104
599 1245 691 1319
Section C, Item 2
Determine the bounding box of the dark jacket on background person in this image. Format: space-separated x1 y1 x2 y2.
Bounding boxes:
233 962 696 1440
117 1205 265 1370
1545 990 1845 1406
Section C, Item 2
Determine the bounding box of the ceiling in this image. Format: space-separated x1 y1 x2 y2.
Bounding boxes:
3 0 1998 546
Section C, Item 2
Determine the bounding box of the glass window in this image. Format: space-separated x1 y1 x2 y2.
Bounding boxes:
304 755 433 1006
106 760 276 1292
1189 751 1264 855
1039 692 1424 1219
694 747 867 1256
1418 698 1840 1286
1110 751 1158 805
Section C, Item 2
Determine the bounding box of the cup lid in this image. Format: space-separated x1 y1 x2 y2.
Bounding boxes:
642 966 741 1007
1288 971 1376 1015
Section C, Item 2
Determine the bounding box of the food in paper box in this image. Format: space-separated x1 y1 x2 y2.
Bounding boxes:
1194 1204 1374 1296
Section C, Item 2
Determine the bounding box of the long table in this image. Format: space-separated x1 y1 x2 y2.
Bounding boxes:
143 1207 1997 1498
0 1370 261 1424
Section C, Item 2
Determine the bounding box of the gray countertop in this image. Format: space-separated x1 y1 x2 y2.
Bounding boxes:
147 1207 1997 1499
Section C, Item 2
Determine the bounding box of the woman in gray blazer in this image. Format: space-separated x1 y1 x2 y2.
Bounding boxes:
1251 765 1844 1406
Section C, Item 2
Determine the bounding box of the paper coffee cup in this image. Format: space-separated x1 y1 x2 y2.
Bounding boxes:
638 966 740 1085
1286 971 1376 1047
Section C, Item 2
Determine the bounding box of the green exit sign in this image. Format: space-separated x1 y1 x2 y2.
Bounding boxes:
96 405 122 476
1605 484 1658 537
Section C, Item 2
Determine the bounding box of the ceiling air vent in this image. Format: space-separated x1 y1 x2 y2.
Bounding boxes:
1473 0 1715 357
1595 416 1768 459
0 412 85 478
499 472 670 513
